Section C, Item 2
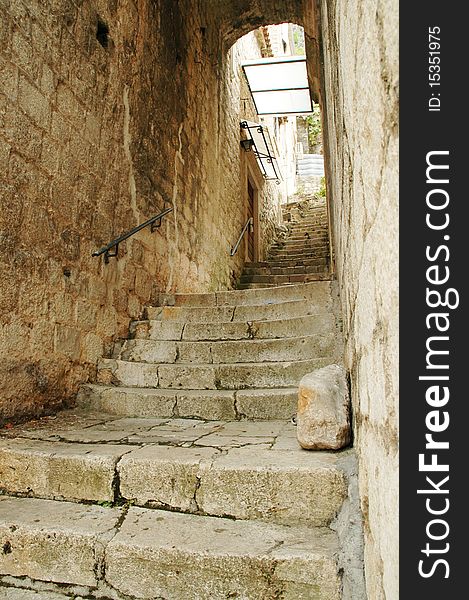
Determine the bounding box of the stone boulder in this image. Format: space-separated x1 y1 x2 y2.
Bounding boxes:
297 364 351 450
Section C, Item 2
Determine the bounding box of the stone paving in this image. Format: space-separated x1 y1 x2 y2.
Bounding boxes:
0 277 361 599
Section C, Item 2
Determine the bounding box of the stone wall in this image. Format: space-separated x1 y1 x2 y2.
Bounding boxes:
319 1 399 598
0 0 283 423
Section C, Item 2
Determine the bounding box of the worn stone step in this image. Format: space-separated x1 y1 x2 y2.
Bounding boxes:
270 242 329 251
0 417 349 525
264 258 329 267
243 264 327 276
239 276 331 287
0 438 131 503
240 274 329 286
0 496 341 598
276 231 328 238
268 251 329 261
245 256 327 271
287 219 328 226
287 235 328 243
132 313 336 342
237 283 289 289
157 280 333 308
97 357 332 389
118 334 336 365
78 384 299 420
118 446 347 525
106 508 341 600
147 297 332 324
271 242 328 252
243 267 312 276
0 496 120 587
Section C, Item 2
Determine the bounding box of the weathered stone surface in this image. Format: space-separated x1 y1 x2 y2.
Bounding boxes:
209 335 336 363
216 280 332 306
97 359 159 388
158 292 217 307
146 292 331 324
0 589 69 600
77 384 177 417
232 298 329 322
157 364 217 390
105 508 341 600
180 313 335 341
196 447 347 525
1 0 294 424
118 339 177 364
215 358 331 389
176 390 237 420
297 364 350 450
119 445 219 510
147 305 235 323
319 0 399 595
0 439 132 502
236 388 298 420
79 385 301 421
0 497 120 586
182 320 251 341
253 313 336 339
131 320 184 341
120 334 336 366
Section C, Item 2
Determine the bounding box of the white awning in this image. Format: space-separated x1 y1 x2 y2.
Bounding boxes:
242 56 313 116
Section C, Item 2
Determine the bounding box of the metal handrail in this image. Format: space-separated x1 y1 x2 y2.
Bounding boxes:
230 217 253 256
92 206 173 263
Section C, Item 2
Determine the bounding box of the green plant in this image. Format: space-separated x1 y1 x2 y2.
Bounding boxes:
305 106 322 149
318 176 327 198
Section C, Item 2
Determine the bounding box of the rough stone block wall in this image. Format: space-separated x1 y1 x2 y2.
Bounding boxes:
0 0 282 423
230 31 284 262
319 1 399 598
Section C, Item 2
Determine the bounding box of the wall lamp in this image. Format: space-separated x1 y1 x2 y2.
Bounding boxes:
240 138 255 152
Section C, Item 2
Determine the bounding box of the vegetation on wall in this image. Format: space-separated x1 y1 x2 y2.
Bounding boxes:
305 105 322 150
318 176 327 198
292 25 305 55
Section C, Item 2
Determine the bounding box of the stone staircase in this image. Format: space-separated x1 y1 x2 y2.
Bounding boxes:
239 197 331 289
0 281 364 599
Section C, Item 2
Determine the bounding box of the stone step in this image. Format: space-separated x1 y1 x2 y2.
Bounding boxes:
0 496 119 588
156 280 332 308
249 258 329 268
133 313 336 341
268 251 329 261
0 496 341 599
243 264 327 276
78 384 299 420
117 333 337 365
0 417 349 525
271 242 328 252
284 222 327 228
270 240 329 249
147 297 331 324
240 273 330 286
240 276 330 285
97 357 333 389
238 270 331 290
287 233 329 241
237 282 294 289
286 221 328 229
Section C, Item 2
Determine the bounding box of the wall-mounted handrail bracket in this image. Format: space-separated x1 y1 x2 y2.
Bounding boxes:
150 217 162 232
92 206 173 263
230 216 254 256
104 244 119 264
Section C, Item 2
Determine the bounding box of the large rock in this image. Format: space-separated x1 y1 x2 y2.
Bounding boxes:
297 364 351 450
